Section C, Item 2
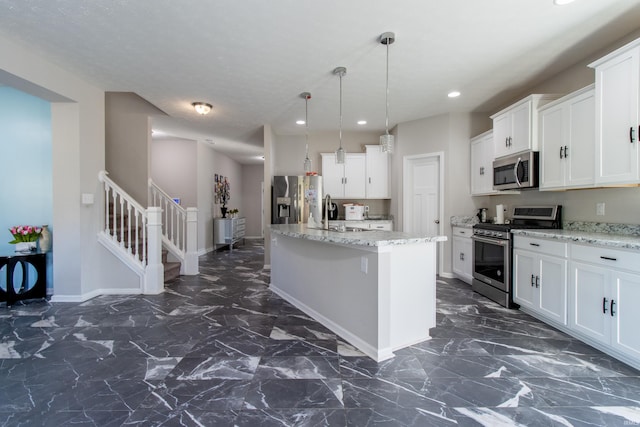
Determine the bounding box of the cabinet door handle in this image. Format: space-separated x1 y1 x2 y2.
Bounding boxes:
564 146 568 158
600 256 617 261
631 126 635 143
461 253 464 261
603 297 608 314
610 299 616 317
529 243 540 247
505 137 509 147
480 167 484 175
531 274 535 287
559 146 564 159
535 275 540 288
368 177 371 184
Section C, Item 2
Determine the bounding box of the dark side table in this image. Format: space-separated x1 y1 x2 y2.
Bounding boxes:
0 251 47 306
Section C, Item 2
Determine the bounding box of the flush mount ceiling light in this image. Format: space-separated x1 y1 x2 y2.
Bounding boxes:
554 0 575 5
357 120 367 125
301 92 312 173
448 91 461 98
379 31 395 154
192 102 212 115
334 67 347 164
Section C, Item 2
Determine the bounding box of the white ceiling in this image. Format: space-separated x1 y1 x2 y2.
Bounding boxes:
1 0 640 164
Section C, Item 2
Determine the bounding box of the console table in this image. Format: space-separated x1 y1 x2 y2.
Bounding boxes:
213 217 246 251
0 251 47 306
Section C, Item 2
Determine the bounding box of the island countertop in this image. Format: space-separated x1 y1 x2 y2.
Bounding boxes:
270 224 447 247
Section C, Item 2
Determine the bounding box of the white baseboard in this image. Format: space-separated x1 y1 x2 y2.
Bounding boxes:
50 287 141 303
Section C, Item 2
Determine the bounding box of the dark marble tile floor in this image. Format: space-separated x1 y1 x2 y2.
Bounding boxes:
1 240 640 426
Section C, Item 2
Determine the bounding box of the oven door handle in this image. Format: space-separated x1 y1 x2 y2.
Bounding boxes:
471 235 509 246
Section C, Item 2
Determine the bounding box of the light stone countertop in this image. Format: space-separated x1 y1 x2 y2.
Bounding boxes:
512 229 640 251
270 224 447 247
450 216 478 229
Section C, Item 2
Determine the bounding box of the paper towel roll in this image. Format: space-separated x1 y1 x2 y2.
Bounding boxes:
496 204 505 224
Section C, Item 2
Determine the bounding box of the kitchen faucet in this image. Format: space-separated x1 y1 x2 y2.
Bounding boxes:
324 194 332 230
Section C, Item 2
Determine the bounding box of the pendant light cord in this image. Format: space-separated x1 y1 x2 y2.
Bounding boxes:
339 71 343 150
385 38 390 136
305 95 310 156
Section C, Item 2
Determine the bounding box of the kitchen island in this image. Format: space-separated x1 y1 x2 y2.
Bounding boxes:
269 224 447 361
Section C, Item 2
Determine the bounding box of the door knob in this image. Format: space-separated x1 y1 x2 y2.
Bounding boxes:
434 219 440 224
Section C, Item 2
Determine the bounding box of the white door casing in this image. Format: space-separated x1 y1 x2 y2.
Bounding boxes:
403 152 444 275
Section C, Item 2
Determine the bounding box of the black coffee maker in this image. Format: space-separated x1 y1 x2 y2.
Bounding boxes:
477 208 488 223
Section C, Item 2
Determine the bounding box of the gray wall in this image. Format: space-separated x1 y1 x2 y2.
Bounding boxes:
242 164 265 238
105 92 166 205
151 137 197 208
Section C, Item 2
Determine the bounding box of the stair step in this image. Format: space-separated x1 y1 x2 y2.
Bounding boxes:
164 261 181 283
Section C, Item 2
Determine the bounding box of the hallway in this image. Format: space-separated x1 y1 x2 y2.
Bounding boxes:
1 240 639 426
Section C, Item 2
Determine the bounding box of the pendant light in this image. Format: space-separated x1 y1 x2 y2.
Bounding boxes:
301 92 312 173
334 66 347 164
379 32 395 153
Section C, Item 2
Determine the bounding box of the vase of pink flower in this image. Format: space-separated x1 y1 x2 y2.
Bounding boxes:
9 225 42 252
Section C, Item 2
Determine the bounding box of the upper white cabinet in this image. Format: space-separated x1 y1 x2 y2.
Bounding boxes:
321 153 366 199
365 145 390 199
491 94 559 159
589 38 640 185
539 85 595 191
470 130 499 196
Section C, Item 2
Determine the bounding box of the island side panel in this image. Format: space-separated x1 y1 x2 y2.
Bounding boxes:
384 242 436 350
270 234 385 359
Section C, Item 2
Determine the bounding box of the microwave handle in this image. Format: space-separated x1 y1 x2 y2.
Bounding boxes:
513 157 522 187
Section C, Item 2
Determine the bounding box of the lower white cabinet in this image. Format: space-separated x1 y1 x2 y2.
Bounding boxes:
452 227 472 284
569 244 640 362
513 236 568 325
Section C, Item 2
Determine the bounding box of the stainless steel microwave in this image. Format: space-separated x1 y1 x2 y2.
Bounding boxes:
493 151 539 190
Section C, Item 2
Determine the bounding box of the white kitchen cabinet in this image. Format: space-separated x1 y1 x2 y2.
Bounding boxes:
539 85 595 191
365 145 390 198
491 94 559 159
452 227 472 284
321 153 366 199
569 243 640 362
470 131 499 196
589 38 640 185
513 236 568 325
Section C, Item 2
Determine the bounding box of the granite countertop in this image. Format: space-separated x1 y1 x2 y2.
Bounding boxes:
270 224 447 247
330 219 393 224
450 216 478 229
512 229 640 251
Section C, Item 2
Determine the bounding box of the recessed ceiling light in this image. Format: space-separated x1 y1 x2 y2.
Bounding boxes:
448 91 461 98
296 120 305 125
357 120 367 125
554 0 575 5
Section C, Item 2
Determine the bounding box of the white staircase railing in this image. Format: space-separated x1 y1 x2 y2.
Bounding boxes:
149 179 199 275
98 171 164 294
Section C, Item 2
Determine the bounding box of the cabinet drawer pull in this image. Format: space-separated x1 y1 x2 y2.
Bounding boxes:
610 299 616 317
600 256 617 261
603 297 608 314
531 274 535 287
529 242 540 247
631 126 636 143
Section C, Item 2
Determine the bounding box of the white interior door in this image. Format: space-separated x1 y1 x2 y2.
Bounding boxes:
403 153 443 273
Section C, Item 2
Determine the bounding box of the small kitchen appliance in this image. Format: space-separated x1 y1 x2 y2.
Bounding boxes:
345 204 366 220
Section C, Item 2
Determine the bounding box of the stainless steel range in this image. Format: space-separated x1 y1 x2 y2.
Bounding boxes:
471 205 562 308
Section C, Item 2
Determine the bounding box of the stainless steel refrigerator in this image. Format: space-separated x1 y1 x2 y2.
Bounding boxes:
272 175 323 225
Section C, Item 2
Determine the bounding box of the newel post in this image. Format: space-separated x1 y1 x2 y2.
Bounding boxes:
183 207 199 275
144 206 164 294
